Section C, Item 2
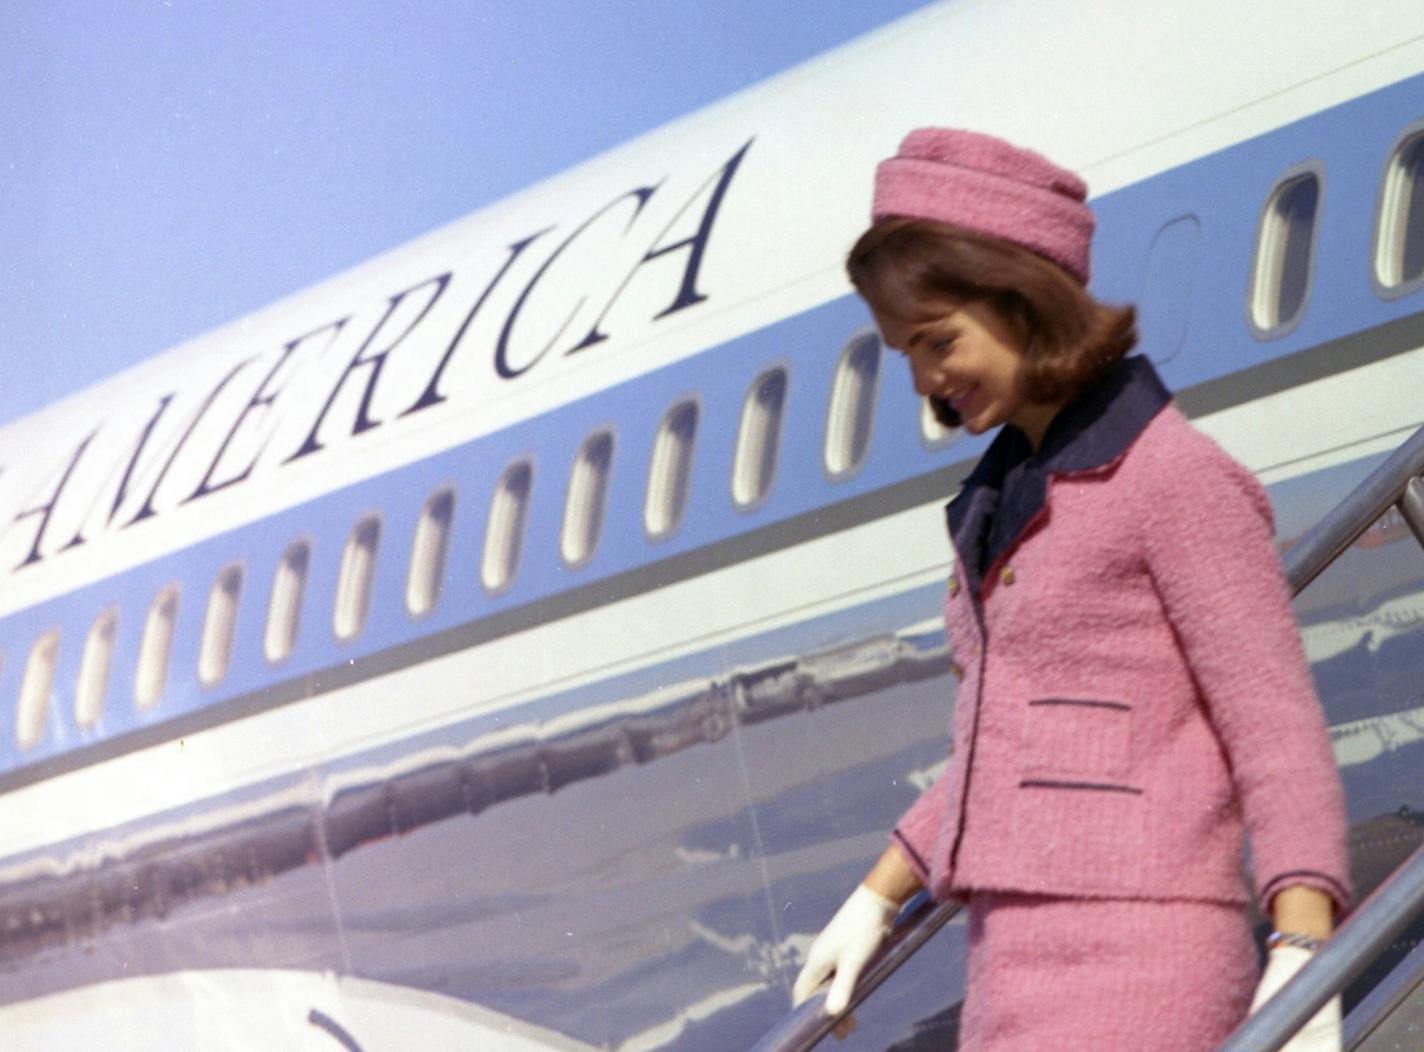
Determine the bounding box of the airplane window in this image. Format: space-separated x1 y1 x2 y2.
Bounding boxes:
562 431 615 567
732 367 788 509
645 400 699 539
334 514 381 642
407 487 455 616
75 607 119 729
17 629 59 750
483 460 533 593
824 332 881 478
264 539 310 663
198 563 244 686
1374 128 1424 295
919 398 961 449
135 584 179 711
1248 167 1322 337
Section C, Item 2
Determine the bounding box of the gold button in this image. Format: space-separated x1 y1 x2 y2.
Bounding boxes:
948 576 961 597
1000 566 1016 586
949 662 964 679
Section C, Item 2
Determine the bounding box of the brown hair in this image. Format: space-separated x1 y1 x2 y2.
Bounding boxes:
846 217 1137 428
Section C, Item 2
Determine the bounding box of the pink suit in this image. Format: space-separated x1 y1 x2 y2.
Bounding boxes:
891 357 1350 1049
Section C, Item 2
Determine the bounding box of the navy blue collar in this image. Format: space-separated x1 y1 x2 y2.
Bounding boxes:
945 356 1171 595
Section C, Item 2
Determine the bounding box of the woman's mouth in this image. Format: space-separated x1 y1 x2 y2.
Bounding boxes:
946 385 979 414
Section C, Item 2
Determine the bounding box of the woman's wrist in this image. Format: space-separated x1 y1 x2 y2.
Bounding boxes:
862 842 925 907
1270 885 1334 943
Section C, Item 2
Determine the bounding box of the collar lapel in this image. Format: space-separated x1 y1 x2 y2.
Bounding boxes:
945 426 1030 598
943 356 1171 591
1036 355 1171 474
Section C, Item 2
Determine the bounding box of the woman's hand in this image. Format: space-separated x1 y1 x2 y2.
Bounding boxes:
791 884 899 1015
1249 945 1340 1052
792 843 922 1023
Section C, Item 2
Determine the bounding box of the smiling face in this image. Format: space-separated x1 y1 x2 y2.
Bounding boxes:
873 298 1064 448
849 218 1136 450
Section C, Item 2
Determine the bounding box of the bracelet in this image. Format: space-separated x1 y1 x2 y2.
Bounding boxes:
1267 930 1324 952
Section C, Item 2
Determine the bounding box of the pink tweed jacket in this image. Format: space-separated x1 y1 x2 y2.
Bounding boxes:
893 358 1351 912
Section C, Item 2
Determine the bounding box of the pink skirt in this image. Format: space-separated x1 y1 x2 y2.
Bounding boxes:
959 892 1258 1052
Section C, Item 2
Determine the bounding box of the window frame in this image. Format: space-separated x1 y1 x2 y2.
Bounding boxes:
731 365 790 511
1246 160 1326 341
823 331 882 481
198 561 245 687
482 458 535 595
264 538 312 664
560 429 616 569
333 512 382 643
17 629 59 750
134 584 180 712
1372 120 1424 301
644 397 701 542
75 606 120 730
406 486 457 618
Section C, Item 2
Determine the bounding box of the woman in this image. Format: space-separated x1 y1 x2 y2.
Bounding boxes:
791 129 1350 1051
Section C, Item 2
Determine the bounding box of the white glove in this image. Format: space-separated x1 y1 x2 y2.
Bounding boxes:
792 885 899 1016
1249 945 1342 1052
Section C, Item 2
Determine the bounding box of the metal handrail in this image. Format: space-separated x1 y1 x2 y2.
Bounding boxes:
1342 909 1424 1048
749 895 962 1052
752 422 1424 1052
1281 423 1424 593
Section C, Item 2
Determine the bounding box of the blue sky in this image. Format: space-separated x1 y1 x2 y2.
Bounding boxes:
1 1 934 426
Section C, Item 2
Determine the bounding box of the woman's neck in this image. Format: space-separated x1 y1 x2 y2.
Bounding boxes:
1010 400 1066 453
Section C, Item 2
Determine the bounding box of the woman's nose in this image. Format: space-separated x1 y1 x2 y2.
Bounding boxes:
908 354 938 397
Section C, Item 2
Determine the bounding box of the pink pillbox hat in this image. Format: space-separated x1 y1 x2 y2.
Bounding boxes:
872 128 1095 283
